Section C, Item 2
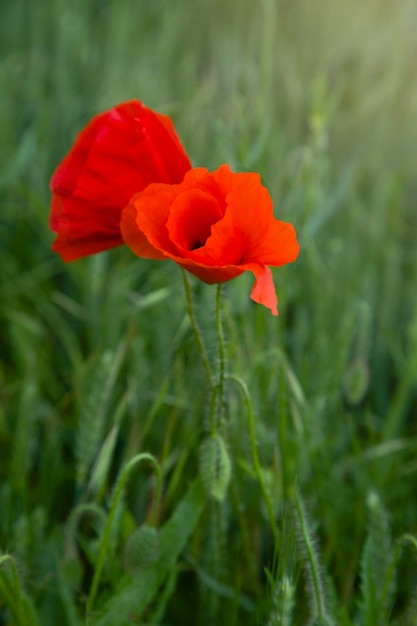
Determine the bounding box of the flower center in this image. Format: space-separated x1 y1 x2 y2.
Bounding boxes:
166 189 223 255
188 229 212 251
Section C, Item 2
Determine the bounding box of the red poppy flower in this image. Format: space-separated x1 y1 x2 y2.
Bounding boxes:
50 100 192 261
121 165 299 315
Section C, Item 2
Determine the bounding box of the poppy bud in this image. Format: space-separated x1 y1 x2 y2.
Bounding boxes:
341 357 370 408
123 524 159 574
199 433 231 502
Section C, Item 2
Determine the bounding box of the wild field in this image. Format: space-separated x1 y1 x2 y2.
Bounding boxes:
1 0 417 624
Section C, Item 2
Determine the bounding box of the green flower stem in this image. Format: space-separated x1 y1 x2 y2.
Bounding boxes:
401 533 417 553
215 284 226 426
65 503 107 559
208 386 218 436
148 456 163 527
206 284 226 435
226 374 280 547
181 270 214 389
87 453 162 614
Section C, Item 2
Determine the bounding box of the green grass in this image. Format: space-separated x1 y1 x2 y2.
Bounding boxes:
1 0 417 624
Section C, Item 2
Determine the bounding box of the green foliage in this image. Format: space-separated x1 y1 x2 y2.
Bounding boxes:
75 347 125 491
359 492 399 626
264 508 297 626
91 478 206 625
0 554 39 626
1 0 417 624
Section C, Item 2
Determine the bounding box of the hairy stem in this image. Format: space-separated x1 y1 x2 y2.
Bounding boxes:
214 284 226 428
181 270 214 389
226 373 280 547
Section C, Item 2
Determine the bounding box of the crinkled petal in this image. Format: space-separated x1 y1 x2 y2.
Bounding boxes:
121 183 180 259
243 220 300 266
51 195 123 261
166 189 224 254
241 263 278 316
120 164 298 316
188 208 244 266
50 100 192 262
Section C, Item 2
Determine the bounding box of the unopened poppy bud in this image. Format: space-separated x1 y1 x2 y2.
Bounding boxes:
341 357 370 408
199 433 231 502
123 524 159 574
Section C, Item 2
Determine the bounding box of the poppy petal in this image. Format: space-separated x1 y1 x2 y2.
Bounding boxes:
121 183 180 259
188 208 244 266
166 188 224 255
243 220 300 267
120 202 166 261
51 195 123 261
50 100 192 262
173 259 244 284
241 263 278 316
120 164 299 315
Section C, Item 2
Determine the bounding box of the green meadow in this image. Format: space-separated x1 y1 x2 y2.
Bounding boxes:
1 0 417 623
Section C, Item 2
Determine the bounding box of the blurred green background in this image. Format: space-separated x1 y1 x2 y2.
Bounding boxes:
1 0 417 624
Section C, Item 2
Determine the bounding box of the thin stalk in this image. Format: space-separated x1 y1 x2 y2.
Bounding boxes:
87 453 162 614
181 270 213 388
215 284 226 426
226 374 280 547
401 533 417 553
206 285 226 435
65 502 107 559
208 386 218 436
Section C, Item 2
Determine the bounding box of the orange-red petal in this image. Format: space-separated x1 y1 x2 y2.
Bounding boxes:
240 263 278 315
120 183 179 260
242 220 300 266
120 164 299 315
166 188 224 255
